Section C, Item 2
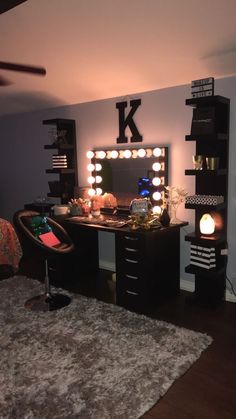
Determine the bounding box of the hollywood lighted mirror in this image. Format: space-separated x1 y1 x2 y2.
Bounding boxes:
86 146 168 212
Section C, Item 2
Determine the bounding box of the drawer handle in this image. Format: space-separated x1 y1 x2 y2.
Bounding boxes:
126 274 138 279
125 247 137 252
126 290 139 296
125 258 138 263
124 236 139 241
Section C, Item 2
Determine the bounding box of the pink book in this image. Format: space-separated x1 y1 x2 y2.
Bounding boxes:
39 231 61 247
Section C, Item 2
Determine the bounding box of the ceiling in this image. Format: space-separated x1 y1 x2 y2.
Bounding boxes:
1 0 236 117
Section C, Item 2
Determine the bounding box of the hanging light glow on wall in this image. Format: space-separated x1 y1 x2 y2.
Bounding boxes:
200 213 215 235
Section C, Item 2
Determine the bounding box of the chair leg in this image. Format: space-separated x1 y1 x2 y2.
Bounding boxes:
24 259 71 312
44 259 51 298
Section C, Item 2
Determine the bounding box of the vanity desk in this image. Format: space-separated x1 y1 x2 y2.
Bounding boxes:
61 213 187 313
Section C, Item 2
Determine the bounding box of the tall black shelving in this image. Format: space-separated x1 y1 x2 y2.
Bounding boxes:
43 118 78 204
185 95 230 306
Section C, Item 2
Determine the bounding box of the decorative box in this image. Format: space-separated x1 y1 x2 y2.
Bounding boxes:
190 244 216 270
52 154 68 168
186 195 224 206
191 107 215 135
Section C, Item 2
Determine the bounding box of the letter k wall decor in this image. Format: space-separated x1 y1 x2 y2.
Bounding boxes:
116 99 143 143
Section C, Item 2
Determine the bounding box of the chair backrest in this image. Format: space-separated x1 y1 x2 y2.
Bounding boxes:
13 209 74 259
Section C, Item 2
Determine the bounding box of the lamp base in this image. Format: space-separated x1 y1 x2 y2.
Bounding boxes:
24 293 71 311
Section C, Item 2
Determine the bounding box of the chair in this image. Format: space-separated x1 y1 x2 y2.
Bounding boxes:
13 209 74 311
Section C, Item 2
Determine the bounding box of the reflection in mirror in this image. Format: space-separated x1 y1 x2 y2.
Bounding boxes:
86 146 168 210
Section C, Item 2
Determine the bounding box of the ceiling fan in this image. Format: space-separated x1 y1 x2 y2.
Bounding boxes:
0 1 46 86
0 61 46 86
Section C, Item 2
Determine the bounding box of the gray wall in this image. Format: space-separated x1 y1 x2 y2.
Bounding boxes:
1 76 236 292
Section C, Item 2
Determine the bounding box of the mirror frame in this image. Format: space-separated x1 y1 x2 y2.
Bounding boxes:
86 145 169 209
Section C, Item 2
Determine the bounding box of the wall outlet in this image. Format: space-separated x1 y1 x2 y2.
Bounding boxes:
221 249 228 255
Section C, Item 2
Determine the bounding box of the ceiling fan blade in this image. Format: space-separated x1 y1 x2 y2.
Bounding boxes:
0 1 28 15
0 61 46 76
0 75 12 86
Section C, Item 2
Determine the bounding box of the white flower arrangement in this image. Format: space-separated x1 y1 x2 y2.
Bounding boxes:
164 186 188 224
164 186 188 207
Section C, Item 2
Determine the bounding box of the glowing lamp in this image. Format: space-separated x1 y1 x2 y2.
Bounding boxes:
199 213 215 235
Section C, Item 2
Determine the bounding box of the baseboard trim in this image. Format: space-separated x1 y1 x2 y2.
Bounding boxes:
99 261 115 272
180 279 236 303
99 262 236 304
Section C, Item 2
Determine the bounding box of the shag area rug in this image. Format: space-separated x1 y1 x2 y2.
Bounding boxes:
0 276 213 419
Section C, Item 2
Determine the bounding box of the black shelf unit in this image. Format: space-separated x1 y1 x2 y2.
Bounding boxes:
43 118 78 204
185 95 230 306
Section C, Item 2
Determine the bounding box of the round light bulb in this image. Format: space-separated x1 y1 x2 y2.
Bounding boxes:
152 162 161 171
88 188 96 197
152 177 161 186
95 175 102 184
96 150 106 159
87 163 95 172
96 188 103 196
110 150 119 159
152 205 162 215
88 176 95 184
95 163 102 171
137 148 146 158
124 149 132 158
86 150 94 159
153 148 162 157
152 191 161 201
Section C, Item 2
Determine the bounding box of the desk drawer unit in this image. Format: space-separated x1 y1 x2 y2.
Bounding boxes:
115 228 181 313
115 232 149 312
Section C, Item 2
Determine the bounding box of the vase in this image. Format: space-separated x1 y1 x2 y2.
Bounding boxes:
169 204 182 225
160 208 170 227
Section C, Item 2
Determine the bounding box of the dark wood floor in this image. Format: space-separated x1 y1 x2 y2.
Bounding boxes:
4 262 236 419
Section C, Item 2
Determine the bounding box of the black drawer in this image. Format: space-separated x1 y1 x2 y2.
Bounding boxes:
116 233 144 252
116 288 149 313
117 256 143 276
116 272 144 293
